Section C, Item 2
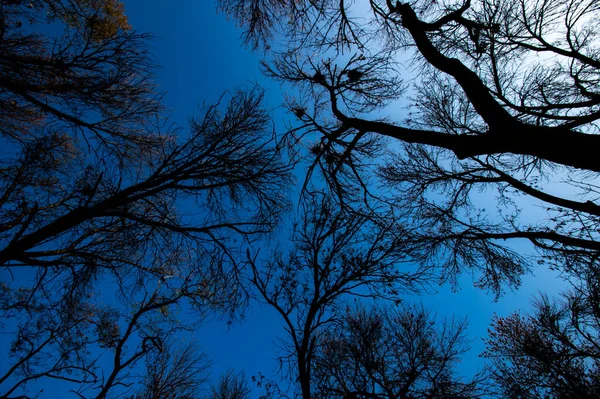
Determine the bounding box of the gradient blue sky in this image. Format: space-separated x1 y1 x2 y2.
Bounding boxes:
125 1 284 126
122 0 568 389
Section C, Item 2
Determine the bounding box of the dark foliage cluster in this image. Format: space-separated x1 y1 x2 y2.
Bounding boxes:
313 304 489 399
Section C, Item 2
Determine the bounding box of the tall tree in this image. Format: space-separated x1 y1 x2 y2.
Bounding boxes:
0 1 292 397
219 0 600 292
247 191 430 399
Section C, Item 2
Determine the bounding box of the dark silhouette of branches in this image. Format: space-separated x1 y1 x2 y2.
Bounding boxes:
219 0 600 292
217 2 600 396
247 191 431 399
0 84 291 268
208 370 251 399
483 269 600 398
0 248 249 399
134 341 211 399
0 0 158 157
313 304 490 399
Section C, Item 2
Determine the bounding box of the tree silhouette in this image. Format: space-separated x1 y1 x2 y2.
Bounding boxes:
483 270 600 398
208 370 251 399
1 0 154 156
134 341 211 399
313 304 490 399
247 191 431 399
219 0 600 293
0 1 291 397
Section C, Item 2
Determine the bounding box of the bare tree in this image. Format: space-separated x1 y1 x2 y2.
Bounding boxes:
313 303 490 399
247 191 430 399
0 0 158 157
0 232 263 398
483 270 600 398
218 0 600 292
135 341 211 399
1 2 292 398
208 370 251 399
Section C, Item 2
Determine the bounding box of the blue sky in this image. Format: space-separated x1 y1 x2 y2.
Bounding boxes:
124 1 284 126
